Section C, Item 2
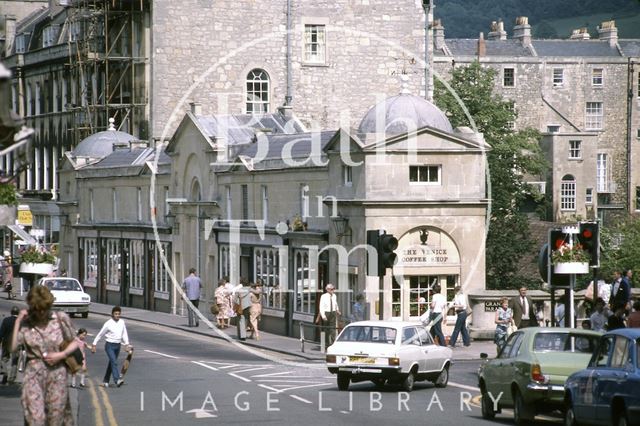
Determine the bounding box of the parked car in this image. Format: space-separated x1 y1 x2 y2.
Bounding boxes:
564 328 640 426
478 327 601 424
38 277 91 318
325 320 452 392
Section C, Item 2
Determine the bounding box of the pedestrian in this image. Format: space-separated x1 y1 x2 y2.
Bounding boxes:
581 319 591 330
71 328 91 388
2 250 13 299
224 280 237 320
429 284 447 346
554 295 567 327
494 297 513 354
0 306 20 385
10 285 79 424
319 283 340 348
350 293 365 323
248 281 262 340
627 300 640 328
232 280 252 341
589 297 610 332
509 286 536 328
214 279 230 328
448 286 470 348
607 306 626 331
182 267 202 327
91 306 131 388
610 270 631 312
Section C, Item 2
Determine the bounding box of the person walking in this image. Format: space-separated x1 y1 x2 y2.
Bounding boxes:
248 281 263 340
182 268 202 327
233 281 252 341
429 284 447 346
0 306 19 385
610 270 631 312
448 286 470 348
10 285 79 424
494 297 513 353
319 283 340 348
2 250 13 299
589 297 610 332
627 300 640 328
350 293 365 323
91 306 131 388
214 279 230 328
71 328 91 388
509 286 536 328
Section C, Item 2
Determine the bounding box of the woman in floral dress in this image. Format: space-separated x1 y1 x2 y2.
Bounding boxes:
11 285 80 426
215 279 230 328
494 296 513 354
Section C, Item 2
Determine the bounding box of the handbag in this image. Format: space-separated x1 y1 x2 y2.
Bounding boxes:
210 303 220 315
507 322 518 336
233 303 244 315
55 314 83 374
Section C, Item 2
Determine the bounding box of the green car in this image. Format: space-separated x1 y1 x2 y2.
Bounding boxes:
478 327 601 424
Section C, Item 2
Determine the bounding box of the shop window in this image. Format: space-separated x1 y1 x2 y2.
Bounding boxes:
130 240 144 293
154 242 171 294
106 239 121 289
82 238 97 287
294 250 315 314
254 248 282 309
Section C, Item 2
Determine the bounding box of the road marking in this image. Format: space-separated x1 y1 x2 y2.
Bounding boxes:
97 383 118 426
256 379 328 383
228 372 252 382
143 349 179 359
448 381 480 392
192 361 219 371
185 408 218 418
251 371 297 377
290 395 313 404
233 367 272 374
269 382 332 392
87 378 105 426
340 411 350 414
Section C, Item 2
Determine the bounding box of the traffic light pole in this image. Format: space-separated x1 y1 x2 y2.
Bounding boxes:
568 275 575 329
378 276 384 320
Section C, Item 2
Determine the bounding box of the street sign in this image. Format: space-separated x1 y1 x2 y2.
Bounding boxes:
17 208 32 226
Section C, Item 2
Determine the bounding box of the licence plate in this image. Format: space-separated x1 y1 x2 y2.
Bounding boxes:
349 356 375 364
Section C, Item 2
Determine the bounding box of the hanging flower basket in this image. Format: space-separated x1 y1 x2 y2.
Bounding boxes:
19 262 54 275
554 262 589 274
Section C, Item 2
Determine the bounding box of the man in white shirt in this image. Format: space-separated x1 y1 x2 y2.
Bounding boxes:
589 298 610 332
448 286 471 347
91 306 131 388
319 283 340 348
429 284 448 346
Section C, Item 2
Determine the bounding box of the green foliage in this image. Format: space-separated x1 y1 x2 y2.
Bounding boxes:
0 183 17 206
551 243 590 264
434 61 548 290
20 245 56 264
599 217 640 282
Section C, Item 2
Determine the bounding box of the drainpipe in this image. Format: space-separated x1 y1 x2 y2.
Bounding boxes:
627 58 634 213
285 0 293 107
422 0 433 101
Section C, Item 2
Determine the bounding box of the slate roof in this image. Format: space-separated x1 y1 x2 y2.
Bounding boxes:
532 40 621 57
439 39 532 57
195 113 305 146
86 148 170 169
618 40 640 57
236 131 335 161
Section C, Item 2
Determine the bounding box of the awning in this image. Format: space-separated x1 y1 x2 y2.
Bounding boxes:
7 224 37 245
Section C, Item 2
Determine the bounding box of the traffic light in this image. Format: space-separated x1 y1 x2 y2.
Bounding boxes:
578 222 599 267
366 230 398 277
547 229 570 287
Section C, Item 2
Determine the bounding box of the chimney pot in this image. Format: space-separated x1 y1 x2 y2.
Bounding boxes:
597 20 618 47
488 19 507 40
513 16 532 47
433 19 446 50
477 32 486 57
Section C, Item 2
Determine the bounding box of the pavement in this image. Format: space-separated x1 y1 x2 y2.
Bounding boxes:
0 294 494 424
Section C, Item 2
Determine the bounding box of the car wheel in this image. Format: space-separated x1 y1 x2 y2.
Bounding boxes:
371 379 386 388
401 372 415 392
513 389 534 425
337 373 350 391
564 404 579 426
480 387 496 420
81 312 88 318
434 365 449 388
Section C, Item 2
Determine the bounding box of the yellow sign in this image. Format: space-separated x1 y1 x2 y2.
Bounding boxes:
17 209 32 226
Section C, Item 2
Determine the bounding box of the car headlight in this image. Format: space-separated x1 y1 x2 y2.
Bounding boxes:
388 357 400 366
82 296 90 302
326 355 336 363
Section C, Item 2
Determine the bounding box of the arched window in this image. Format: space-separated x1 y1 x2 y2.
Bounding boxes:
246 69 269 114
560 174 576 211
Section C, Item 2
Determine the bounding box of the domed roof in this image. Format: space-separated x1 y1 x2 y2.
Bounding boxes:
357 94 453 135
73 128 135 158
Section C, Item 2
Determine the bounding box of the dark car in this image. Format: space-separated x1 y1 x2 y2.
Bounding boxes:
564 328 640 426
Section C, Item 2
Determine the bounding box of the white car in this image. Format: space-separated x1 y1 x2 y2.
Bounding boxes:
38 277 91 318
326 320 452 392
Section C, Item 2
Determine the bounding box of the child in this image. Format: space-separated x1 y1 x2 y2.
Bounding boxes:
71 328 90 388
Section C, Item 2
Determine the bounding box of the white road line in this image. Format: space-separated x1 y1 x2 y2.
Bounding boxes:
290 395 313 404
340 411 350 414
228 372 252 382
192 361 219 371
258 384 281 393
233 367 272 374
256 379 327 384
270 383 332 392
448 381 480 392
143 350 179 359
252 371 296 378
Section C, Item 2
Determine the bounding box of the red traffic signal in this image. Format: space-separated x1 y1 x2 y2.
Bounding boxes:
578 222 599 267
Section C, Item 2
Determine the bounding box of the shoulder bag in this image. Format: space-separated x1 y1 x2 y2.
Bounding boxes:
56 314 83 374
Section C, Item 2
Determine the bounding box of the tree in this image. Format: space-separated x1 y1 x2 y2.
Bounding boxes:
600 217 640 284
434 61 547 289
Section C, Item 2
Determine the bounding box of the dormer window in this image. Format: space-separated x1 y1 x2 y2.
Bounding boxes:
43 26 59 48
15 34 28 53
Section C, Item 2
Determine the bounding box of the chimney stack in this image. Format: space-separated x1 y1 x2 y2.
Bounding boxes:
4 15 16 57
189 102 202 116
477 32 486 57
513 16 532 47
433 19 446 50
569 28 591 40
597 20 618 47
488 20 506 41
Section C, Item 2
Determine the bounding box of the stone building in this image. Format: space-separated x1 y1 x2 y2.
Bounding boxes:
58 93 490 336
432 17 640 224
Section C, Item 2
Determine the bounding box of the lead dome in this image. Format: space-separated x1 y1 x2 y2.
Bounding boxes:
357 94 453 135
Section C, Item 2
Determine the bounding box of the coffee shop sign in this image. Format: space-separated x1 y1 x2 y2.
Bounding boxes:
399 246 452 265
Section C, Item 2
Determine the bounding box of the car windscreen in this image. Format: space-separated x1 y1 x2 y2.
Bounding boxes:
337 326 397 344
533 332 598 353
44 280 82 292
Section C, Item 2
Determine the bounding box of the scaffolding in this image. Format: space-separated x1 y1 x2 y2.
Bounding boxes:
65 0 149 141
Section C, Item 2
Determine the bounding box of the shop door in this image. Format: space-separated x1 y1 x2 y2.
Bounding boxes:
403 275 459 321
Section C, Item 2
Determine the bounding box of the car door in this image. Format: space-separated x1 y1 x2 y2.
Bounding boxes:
590 335 615 424
417 326 439 372
595 335 630 424
487 332 521 405
400 327 423 371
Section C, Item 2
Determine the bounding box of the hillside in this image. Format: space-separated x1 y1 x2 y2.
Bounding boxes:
435 0 640 39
